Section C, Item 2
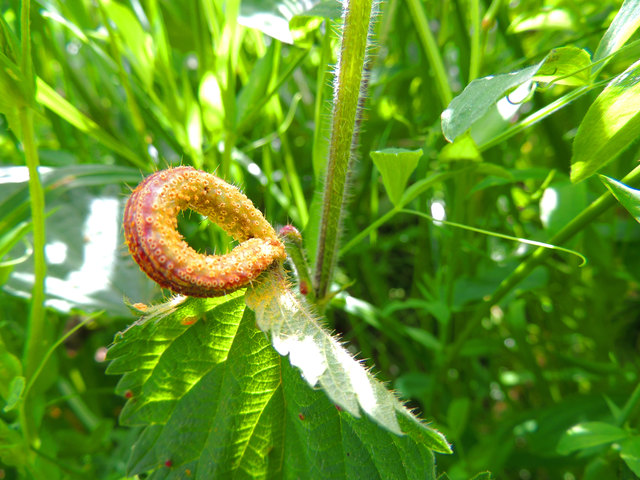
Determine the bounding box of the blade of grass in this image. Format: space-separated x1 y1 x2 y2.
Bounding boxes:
407 0 453 108
35 78 146 169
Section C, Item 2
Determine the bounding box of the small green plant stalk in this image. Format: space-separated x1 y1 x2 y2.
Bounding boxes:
279 225 316 303
17 0 48 451
314 0 379 302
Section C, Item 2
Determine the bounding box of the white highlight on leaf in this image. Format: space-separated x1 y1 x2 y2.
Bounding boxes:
272 334 326 386
246 267 417 435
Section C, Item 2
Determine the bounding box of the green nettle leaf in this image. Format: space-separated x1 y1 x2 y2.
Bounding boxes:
533 46 591 87
556 422 629 455
600 175 640 222
370 148 422 206
571 60 640 183
107 284 449 479
593 0 640 75
246 268 450 450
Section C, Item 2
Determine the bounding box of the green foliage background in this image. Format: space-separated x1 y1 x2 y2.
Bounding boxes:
1 0 640 478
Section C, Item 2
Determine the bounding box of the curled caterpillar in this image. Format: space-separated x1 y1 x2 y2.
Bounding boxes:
123 166 286 297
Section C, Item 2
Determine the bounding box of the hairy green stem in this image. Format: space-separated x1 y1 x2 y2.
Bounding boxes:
314 0 376 300
446 162 640 364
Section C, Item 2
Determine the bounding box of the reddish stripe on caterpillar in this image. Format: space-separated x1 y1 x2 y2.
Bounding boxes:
123 166 286 297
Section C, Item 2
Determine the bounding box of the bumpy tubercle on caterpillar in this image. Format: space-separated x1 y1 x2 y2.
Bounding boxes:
123 166 286 297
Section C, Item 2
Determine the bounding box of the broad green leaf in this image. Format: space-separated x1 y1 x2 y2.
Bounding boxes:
556 421 629 455
443 47 594 142
370 148 422 206
600 175 640 222
534 46 592 86
593 0 640 75
571 60 640 183
620 436 640 476
107 292 446 479
441 63 541 142
246 267 451 453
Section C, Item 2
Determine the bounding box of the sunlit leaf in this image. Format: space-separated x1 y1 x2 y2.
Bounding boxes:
246 267 451 451
441 63 541 142
534 46 591 86
593 0 640 75
571 60 640 183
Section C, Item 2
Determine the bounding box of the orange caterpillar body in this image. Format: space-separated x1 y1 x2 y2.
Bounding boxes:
123 166 285 297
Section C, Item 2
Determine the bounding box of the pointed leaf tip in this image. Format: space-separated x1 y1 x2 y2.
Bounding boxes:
600 175 640 222
371 148 422 206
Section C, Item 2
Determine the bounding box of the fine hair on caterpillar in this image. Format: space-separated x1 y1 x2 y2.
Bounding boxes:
123 166 286 297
